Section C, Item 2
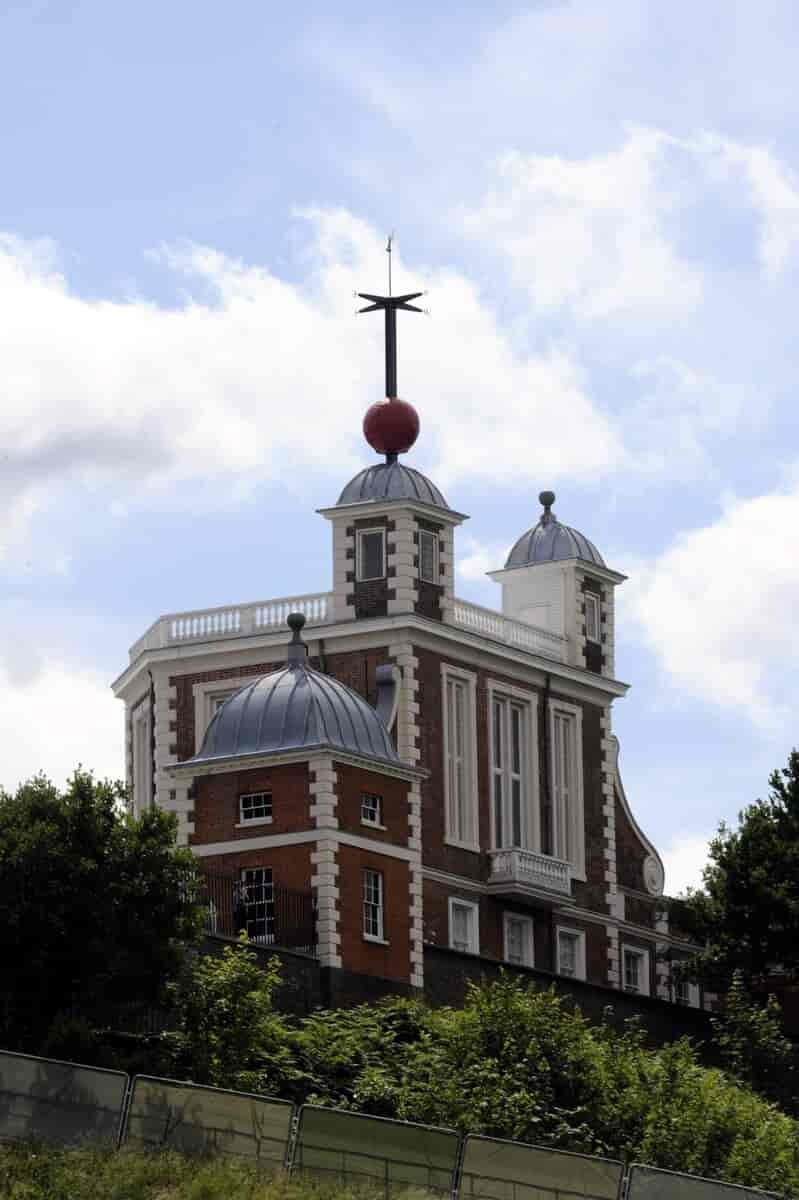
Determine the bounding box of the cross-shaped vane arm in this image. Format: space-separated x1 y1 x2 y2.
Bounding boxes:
357 292 423 398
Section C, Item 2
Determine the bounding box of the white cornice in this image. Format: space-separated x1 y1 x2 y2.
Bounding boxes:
317 498 469 526
192 829 416 863
489 561 627 586
169 744 427 784
114 612 629 704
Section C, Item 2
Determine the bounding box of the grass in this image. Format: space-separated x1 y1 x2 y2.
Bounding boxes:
0 1146 429 1200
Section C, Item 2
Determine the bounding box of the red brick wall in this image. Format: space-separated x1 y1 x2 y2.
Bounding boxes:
615 796 648 892
190 762 311 845
337 845 410 982
199 841 312 891
335 761 410 845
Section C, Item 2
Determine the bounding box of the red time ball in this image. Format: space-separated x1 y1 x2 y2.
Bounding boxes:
363 397 420 455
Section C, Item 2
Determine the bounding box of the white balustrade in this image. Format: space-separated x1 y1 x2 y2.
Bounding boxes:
488 848 571 896
449 599 567 662
129 592 334 660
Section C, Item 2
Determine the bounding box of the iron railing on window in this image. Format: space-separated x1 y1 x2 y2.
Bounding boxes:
193 868 317 956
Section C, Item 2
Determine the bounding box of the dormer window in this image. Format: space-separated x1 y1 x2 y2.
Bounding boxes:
357 528 386 581
419 530 438 583
585 593 600 643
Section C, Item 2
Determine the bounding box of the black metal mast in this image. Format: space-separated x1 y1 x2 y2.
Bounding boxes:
358 236 423 398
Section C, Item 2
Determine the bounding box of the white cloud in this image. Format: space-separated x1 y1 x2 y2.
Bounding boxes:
622 482 799 726
461 126 799 326
455 534 511 583
0 647 123 795
461 127 705 321
661 832 712 897
0 212 625 564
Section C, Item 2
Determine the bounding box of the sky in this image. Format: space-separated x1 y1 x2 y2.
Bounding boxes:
2 0 799 896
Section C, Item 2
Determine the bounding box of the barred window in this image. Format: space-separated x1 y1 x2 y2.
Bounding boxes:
239 867 274 942
362 869 384 940
239 791 272 822
360 792 383 826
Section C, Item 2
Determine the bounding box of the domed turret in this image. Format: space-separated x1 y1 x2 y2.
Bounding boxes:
185 614 399 767
505 492 605 569
338 460 449 510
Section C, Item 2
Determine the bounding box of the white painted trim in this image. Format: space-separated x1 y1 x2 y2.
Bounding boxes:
610 736 665 896
419 528 439 584
191 828 417 862
555 924 587 981
131 695 153 817
548 698 586 882
193 676 255 754
170 744 426 783
423 866 486 894
114 609 629 701
621 943 651 997
356 526 387 583
585 593 600 644
441 662 480 849
448 896 480 955
503 912 535 968
235 817 273 829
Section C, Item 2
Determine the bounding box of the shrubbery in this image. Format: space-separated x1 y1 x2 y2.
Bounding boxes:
160 946 799 1195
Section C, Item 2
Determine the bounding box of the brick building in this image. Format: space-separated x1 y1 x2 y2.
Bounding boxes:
111 293 706 1014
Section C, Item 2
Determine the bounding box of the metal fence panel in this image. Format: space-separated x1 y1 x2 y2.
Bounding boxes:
626 1166 781 1200
121 1075 294 1165
460 1135 624 1200
292 1105 460 1195
0 1049 128 1148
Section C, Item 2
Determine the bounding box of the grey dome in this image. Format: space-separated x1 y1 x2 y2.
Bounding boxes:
505 492 605 569
189 661 400 766
338 460 449 509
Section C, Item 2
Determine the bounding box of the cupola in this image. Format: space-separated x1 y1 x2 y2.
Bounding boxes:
489 492 625 678
181 614 400 769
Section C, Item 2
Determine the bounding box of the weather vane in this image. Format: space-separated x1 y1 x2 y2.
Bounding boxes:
357 234 424 399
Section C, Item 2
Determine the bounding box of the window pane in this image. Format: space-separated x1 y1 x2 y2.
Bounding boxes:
511 779 522 846
511 707 521 774
452 905 470 951
507 919 523 964
240 792 272 821
493 772 504 847
420 530 437 582
624 951 640 991
586 594 599 642
493 701 503 767
239 868 274 942
359 531 385 580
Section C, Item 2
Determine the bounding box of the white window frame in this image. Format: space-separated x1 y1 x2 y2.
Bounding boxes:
441 665 480 851
237 791 273 828
503 913 534 967
622 944 651 996
360 791 385 829
448 897 480 955
419 528 439 583
673 971 700 1008
585 593 600 643
362 868 386 942
239 866 274 942
356 527 387 582
193 676 253 753
556 925 587 980
548 698 586 880
131 696 153 816
488 680 540 853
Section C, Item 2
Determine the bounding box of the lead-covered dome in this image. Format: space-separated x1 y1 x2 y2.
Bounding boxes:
338 460 449 509
187 615 399 767
505 491 605 569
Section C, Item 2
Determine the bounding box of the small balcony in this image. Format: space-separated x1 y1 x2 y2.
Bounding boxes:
487 848 571 903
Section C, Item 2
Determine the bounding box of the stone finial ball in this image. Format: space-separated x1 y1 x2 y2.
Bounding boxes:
363 397 420 456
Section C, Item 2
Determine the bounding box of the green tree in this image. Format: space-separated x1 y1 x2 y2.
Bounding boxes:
0 768 203 1050
709 970 798 1115
669 749 799 992
169 936 301 1095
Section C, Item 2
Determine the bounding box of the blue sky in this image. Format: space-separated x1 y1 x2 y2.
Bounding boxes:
2 1 799 894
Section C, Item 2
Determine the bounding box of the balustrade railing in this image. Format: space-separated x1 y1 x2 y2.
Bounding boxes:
449 599 567 662
488 848 571 896
129 592 334 660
